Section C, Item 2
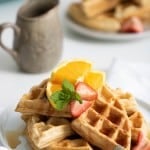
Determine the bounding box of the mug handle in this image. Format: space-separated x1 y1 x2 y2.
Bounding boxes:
0 23 20 62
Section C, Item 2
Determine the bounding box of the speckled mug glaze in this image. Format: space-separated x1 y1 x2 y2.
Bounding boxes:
0 0 63 73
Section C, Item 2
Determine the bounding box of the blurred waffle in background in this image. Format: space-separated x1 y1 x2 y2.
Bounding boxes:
68 0 150 33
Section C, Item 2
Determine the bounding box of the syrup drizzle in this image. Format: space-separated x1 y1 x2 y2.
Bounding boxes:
5 131 22 148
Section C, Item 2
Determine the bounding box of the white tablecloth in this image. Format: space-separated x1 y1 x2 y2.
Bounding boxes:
107 58 150 105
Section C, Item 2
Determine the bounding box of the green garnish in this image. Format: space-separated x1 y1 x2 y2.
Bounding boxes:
49 79 82 111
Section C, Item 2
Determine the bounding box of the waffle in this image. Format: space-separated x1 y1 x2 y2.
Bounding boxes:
114 3 150 21
26 115 74 149
81 0 120 18
129 112 146 144
15 75 149 149
133 0 150 6
68 3 121 32
15 79 71 118
72 89 131 150
113 88 147 142
113 88 139 116
48 139 93 150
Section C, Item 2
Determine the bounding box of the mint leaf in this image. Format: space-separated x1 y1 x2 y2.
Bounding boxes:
49 80 82 111
73 92 82 104
55 98 68 111
50 91 69 111
50 91 62 101
62 79 75 93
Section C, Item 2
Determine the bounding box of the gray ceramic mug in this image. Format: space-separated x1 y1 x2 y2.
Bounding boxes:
0 0 63 73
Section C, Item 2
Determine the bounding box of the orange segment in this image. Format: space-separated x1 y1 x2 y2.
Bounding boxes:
51 59 92 84
84 71 105 90
46 81 62 108
50 83 62 93
46 81 62 98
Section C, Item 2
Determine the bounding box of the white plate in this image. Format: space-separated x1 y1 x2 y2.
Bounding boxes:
66 16 150 40
0 103 150 150
0 106 32 150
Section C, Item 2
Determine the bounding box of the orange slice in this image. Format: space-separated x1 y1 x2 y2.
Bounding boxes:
46 81 62 98
84 71 105 90
51 59 92 84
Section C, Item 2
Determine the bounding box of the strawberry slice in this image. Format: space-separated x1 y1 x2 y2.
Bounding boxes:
75 82 97 101
70 100 92 118
137 132 144 145
121 17 144 33
132 132 149 150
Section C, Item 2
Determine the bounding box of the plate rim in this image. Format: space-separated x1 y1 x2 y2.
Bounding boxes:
66 15 150 40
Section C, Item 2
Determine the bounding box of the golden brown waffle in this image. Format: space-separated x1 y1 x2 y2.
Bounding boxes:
16 76 148 149
68 3 121 32
47 139 93 150
15 79 71 118
26 129 39 150
27 134 93 150
114 3 150 21
100 84 136 113
133 0 150 6
110 86 147 147
81 0 120 18
129 111 145 144
26 115 74 149
113 88 139 116
72 95 131 150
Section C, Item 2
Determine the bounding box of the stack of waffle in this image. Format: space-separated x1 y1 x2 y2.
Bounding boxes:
68 0 150 32
15 79 148 150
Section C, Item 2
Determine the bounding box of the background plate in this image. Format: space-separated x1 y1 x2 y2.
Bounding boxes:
66 16 150 41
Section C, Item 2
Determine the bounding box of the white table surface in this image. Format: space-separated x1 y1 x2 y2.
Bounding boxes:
0 0 150 109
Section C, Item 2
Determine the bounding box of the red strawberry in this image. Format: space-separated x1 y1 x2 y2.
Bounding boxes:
132 132 148 150
75 82 97 101
70 100 92 118
137 131 144 144
121 17 144 33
